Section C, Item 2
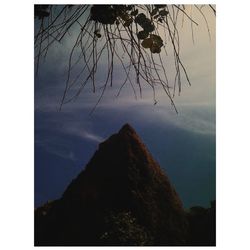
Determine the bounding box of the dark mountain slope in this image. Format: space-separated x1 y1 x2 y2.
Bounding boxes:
35 124 188 246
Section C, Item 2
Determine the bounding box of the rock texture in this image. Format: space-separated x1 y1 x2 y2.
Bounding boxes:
35 124 188 246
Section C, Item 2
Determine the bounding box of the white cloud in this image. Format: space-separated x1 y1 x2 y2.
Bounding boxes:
148 104 216 135
63 126 104 143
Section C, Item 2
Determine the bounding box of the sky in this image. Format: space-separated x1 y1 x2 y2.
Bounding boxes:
35 5 216 209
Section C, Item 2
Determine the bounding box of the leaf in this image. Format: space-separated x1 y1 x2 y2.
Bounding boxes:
151 8 158 16
126 5 133 11
135 14 155 32
131 9 138 16
159 9 169 16
143 22 155 32
137 30 149 40
150 44 161 54
90 5 117 24
94 29 101 38
141 38 153 49
134 13 147 24
150 34 163 47
120 12 131 21
124 18 133 27
154 5 166 9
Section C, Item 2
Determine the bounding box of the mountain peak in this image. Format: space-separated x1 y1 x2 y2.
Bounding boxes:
119 123 136 134
35 124 187 246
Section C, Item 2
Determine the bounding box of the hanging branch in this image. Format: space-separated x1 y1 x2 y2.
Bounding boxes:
34 4 215 113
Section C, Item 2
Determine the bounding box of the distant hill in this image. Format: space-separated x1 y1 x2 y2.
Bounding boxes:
35 123 215 246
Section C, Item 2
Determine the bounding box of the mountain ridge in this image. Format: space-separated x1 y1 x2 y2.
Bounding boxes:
35 123 214 246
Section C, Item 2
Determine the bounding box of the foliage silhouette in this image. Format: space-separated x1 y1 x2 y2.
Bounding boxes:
35 4 215 112
99 211 153 245
187 200 216 245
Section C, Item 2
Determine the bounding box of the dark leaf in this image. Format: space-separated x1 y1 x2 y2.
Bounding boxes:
143 22 155 33
94 30 101 38
151 8 158 16
141 38 153 49
120 12 131 21
150 34 164 47
35 5 50 19
126 5 133 11
113 5 127 13
137 30 149 40
91 5 117 24
154 5 166 9
150 44 161 53
134 13 147 25
159 9 169 16
124 19 133 27
131 9 138 16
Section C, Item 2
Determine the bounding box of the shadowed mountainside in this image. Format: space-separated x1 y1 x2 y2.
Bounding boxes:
35 123 215 246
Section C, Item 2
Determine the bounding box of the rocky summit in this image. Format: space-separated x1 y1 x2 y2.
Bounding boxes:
35 123 189 246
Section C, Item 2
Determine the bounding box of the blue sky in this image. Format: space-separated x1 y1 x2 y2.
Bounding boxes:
35 5 215 208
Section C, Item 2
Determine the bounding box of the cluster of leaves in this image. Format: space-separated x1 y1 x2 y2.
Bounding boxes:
90 5 136 26
99 211 153 245
35 5 50 19
90 5 167 54
150 5 169 23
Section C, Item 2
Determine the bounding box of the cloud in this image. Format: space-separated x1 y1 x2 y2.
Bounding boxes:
153 104 216 136
47 148 77 162
62 126 104 143
35 108 104 163
93 102 215 136
36 137 77 162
